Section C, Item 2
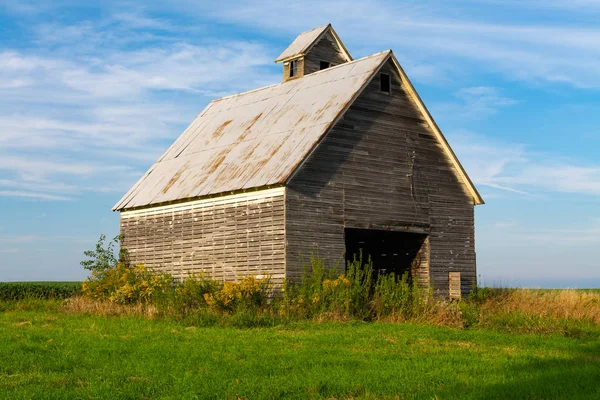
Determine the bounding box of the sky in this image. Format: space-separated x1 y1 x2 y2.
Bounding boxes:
0 0 599 287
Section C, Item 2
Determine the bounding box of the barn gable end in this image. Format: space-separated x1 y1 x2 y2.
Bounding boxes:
286 59 476 296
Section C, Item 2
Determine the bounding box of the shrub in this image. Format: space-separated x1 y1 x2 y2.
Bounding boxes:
80 234 128 272
281 252 433 322
81 235 173 304
280 253 346 319
204 275 272 313
75 235 600 336
82 263 174 304
174 273 221 310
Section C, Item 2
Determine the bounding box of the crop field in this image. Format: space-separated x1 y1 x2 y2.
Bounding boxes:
1 298 599 399
0 282 82 301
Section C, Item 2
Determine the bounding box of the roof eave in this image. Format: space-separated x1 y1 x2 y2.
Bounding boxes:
274 54 305 64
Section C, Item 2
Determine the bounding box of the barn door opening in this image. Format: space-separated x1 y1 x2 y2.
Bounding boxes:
344 228 428 279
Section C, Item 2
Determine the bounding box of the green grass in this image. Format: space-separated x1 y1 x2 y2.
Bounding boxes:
0 282 82 301
1 300 599 399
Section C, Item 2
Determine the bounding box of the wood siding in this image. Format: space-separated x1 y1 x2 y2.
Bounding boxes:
286 60 476 296
303 31 349 75
449 272 462 299
120 189 286 284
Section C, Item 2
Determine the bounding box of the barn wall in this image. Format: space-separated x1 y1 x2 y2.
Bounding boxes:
303 31 349 75
286 60 476 296
120 188 286 284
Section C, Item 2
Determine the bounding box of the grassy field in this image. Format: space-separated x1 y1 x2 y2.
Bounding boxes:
1 300 599 399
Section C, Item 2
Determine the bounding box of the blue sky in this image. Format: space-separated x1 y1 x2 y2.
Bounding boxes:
0 0 599 287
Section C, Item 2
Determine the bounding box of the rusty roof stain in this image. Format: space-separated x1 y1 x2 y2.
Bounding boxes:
113 51 391 211
162 162 189 194
211 119 232 140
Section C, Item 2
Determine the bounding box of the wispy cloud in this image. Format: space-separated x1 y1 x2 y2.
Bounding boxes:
450 132 600 196
3 4 597 203
494 220 518 229
454 87 517 118
0 11 279 201
0 235 38 244
0 248 19 253
0 190 73 201
476 0 600 12
433 86 517 120
172 0 600 88
517 219 600 245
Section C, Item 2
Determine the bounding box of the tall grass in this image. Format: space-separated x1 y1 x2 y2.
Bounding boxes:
69 236 600 335
279 252 436 323
467 287 600 336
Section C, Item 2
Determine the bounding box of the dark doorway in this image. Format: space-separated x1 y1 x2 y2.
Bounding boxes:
344 228 427 277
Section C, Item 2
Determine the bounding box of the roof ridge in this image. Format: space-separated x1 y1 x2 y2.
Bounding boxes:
211 82 280 103
212 50 391 103
275 24 335 63
298 50 389 77
296 23 330 36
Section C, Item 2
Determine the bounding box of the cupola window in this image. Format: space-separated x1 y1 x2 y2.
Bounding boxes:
289 60 298 77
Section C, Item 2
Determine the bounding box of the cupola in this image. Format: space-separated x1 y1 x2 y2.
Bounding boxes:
275 24 353 82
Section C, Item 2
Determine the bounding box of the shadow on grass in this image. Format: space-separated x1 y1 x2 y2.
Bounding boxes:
474 339 600 399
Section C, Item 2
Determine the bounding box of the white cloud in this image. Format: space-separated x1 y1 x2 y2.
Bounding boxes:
518 221 600 245
0 13 279 202
0 248 19 253
0 190 72 201
1 2 599 204
5 1 600 87
450 132 600 196
477 0 600 12
494 221 518 228
494 164 600 196
0 235 38 244
433 86 517 120
454 87 517 117
171 0 600 88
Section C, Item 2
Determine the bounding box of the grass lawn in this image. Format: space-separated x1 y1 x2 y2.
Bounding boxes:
1 302 599 399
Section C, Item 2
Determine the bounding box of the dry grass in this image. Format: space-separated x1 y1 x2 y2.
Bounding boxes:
63 296 159 319
59 289 600 336
480 289 600 324
377 299 464 328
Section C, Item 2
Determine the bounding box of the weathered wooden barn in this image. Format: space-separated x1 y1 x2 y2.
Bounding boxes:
113 24 484 297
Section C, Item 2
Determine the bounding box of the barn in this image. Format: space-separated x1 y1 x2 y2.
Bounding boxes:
113 24 484 298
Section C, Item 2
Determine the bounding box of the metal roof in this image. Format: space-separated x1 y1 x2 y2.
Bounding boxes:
113 51 391 211
275 24 329 62
274 24 352 63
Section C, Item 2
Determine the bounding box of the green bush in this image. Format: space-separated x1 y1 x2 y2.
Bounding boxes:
80 235 174 304
372 271 426 320
80 234 128 272
279 252 432 322
0 282 82 301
